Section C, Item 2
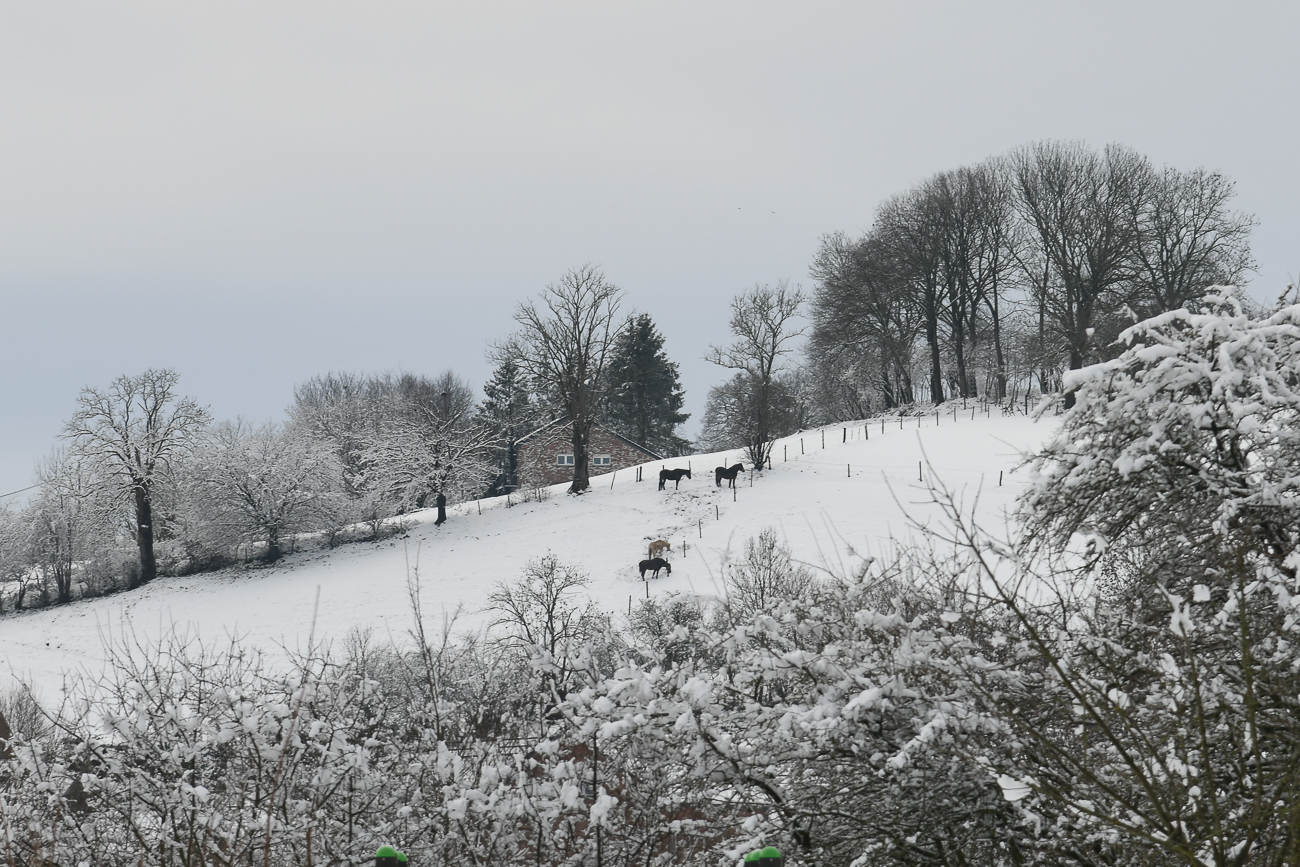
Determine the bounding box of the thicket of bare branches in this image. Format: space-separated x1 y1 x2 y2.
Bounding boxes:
702 283 807 467
498 264 628 494
807 141 1255 419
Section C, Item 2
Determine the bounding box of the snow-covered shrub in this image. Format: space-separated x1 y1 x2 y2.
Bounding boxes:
964 290 1300 865
718 527 817 628
535 558 1031 867
1 629 407 867
1020 288 1300 598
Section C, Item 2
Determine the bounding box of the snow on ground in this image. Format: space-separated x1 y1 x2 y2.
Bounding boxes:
0 409 1054 699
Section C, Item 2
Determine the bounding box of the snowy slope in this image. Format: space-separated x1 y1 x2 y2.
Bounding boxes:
0 409 1053 698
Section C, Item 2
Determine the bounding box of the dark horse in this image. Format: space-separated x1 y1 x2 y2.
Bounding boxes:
639 558 672 578
715 463 744 488
658 468 691 490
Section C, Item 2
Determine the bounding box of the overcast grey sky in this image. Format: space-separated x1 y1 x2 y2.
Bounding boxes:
2 2 1297 498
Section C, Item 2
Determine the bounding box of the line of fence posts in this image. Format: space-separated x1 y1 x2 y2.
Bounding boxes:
629 402 1019 554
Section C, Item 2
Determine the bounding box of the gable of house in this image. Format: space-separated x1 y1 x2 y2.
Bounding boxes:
515 419 662 488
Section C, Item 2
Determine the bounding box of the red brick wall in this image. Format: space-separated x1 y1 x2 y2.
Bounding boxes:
517 424 659 488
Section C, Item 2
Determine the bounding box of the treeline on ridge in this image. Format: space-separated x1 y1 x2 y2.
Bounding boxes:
0 309 689 607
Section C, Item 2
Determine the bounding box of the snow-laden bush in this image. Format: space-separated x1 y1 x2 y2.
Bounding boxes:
1020 288 1300 598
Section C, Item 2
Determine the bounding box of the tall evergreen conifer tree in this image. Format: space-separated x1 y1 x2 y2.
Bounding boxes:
604 314 690 456
479 357 543 492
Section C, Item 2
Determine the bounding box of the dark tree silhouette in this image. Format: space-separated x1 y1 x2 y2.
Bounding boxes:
705 283 805 468
479 356 544 493
603 314 690 455
501 265 627 494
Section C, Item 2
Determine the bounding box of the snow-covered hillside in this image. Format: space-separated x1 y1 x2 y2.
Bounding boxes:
0 409 1053 698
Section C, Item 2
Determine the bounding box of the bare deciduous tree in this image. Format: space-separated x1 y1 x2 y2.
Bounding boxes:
810 232 922 411
29 448 111 604
1011 141 1148 406
1130 165 1255 318
705 282 805 467
202 421 343 562
64 369 210 587
501 265 627 494
876 191 947 403
359 372 497 514
487 555 607 720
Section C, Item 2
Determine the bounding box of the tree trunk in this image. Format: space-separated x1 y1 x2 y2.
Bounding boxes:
636 385 650 450
505 438 520 490
1064 342 1084 409
0 709 12 759
952 313 969 398
925 313 944 404
265 530 282 563
57 557 72 605
749 377 772 469
133 483 157 587
1036 286 1051 397
569 420 590 493
993 313 1007 400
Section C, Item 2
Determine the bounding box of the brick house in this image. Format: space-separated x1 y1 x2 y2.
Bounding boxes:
515 418 662 488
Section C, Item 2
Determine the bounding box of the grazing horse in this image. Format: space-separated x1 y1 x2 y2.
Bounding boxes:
715 463 744 488
647 539 671 559
658 467 691 490
639 558 672 579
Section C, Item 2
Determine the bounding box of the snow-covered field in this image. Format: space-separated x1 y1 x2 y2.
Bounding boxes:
0 409 1053 699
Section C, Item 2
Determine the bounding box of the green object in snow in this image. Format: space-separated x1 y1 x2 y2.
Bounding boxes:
744 853 761 863
375 847 398 858
396 854 408 863
756 847 783 867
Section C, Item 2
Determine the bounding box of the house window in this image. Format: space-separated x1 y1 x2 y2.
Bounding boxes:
593 455 612 467
557 454 575 466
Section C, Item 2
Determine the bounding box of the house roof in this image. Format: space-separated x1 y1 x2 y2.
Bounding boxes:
516 416 664 461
